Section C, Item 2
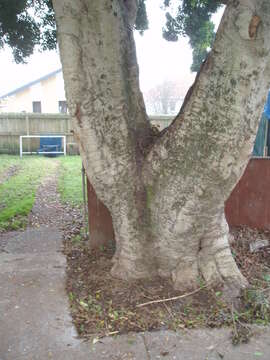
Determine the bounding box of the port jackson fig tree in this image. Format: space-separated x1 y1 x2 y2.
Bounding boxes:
52 0 270 296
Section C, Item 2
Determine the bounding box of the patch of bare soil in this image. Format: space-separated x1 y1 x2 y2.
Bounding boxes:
0 165 20 185
63 224 270 342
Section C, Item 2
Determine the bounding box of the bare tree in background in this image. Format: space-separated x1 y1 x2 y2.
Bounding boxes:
144 80 185 115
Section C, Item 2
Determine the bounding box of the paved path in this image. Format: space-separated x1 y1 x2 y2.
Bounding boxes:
1 166 270 359
0 169 90 360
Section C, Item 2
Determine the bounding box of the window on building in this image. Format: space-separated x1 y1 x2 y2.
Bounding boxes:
58 101 68 114
32 101 42 113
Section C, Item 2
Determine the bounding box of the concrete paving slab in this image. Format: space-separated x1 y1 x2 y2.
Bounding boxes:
143 328 270 360
0 252 91 360
0 253 65 273
0 230 22 252
3 226 62 254
0 249 148 360
0 171 96 359
87 333 149 360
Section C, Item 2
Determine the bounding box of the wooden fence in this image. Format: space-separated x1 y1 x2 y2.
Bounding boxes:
0 113 173 154
0 113 76 154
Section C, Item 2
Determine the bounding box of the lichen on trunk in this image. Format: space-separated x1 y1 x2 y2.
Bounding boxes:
53 0 270 298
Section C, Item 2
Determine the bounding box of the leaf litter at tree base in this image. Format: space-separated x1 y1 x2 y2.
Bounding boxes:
63 223 270 344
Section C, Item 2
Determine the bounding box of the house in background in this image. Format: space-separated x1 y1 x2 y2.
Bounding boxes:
0 69 67 114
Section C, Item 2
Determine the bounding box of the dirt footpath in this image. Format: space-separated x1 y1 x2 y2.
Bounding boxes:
1 163 270 360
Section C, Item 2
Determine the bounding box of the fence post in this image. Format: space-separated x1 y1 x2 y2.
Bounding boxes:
19 136 22 158
25 114 29 135
82 164 88 237
63 135 66 156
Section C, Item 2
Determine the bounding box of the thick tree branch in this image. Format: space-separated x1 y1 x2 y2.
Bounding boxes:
144 0 270 192
53 0 157 280
53 0 151 187
140 0 270 289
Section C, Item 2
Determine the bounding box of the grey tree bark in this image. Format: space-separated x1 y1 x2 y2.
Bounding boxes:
52 0 270 297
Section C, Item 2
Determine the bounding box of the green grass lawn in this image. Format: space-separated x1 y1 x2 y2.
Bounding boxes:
0 156 57 230
58 156 83 206
0 155 83 231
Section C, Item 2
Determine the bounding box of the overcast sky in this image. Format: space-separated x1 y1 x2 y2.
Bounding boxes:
0 1 224 98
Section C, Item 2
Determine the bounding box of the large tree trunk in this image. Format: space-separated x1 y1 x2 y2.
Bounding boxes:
53 0 270 296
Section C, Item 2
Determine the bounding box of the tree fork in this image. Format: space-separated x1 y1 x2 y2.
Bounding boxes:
53 0 270 295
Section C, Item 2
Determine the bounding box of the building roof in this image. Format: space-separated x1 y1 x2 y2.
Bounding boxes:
0 68 62 100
